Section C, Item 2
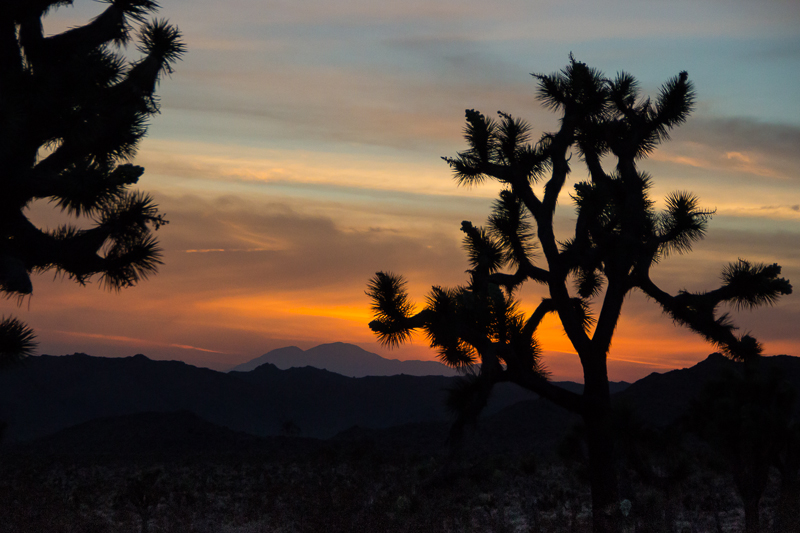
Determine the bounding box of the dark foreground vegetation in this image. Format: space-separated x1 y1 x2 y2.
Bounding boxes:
0 417 793 533
1 352 799 532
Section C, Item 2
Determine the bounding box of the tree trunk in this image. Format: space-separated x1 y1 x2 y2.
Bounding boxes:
735 457 769 533
583 359 622 533
775 474 800 533
139 510 150 533
742 497 760 533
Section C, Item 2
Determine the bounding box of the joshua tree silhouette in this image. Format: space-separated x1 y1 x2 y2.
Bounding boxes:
690 359 800 533
367 57 792 533
0 0 184 364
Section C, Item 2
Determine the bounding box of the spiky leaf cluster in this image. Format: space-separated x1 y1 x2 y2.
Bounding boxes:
366 272 415 348
534 55 610 118
488 190 536 268
656 192 713 257
460 221 504 274
0 0 183 359
422 286 479 368
0 316 36 367
605 70 695 158
443 110 548 187
368 268 545 375
721 260 791 310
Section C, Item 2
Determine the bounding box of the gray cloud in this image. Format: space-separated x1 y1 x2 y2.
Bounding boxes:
683 118 800 167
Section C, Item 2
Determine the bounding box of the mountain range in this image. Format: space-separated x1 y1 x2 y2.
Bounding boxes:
0 346 539 443
229 342 460 377
1 343 797 458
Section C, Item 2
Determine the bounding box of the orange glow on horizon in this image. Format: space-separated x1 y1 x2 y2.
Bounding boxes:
190 291 724 378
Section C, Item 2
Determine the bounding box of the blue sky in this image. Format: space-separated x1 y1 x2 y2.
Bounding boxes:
20 0 800 381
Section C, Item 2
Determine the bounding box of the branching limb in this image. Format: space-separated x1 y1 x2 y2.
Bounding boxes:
638 263 791 360
581 147 611 186
523 298 557 339
30 164 145 216
3 192 165 291
32 22 184 175
591 275 627 356
509 368 583 414
0 2 181 365
487 261 549 292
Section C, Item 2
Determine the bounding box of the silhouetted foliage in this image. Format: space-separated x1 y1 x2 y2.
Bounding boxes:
774 419 800 532
367 56 792 533
0 0 184 364
689 359 800 533
0 316 35 367
118 468 165 533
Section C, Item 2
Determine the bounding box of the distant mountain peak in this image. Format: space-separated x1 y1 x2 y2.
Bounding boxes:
314 341 354 348
229 342 458 377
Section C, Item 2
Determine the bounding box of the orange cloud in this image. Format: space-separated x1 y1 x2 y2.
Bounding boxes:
725 151 752 164
651 146 789 181
137 139 485 198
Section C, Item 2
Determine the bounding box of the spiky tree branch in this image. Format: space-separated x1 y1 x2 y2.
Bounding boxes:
638 260 791 361
0 316 36 367
0 0 183 360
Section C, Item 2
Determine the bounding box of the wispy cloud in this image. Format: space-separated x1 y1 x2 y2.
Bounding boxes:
184 248 274 253
53 331 226 354
138 140 474 196
169 343 226 354
652 126 799 182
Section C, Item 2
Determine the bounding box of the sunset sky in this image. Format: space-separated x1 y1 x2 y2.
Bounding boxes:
14 0 799 382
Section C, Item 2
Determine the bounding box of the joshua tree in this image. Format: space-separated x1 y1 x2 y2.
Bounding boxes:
118 468 166 533
690 360 800 533
774 419 800 533
367 57 792 532
0 0 183 364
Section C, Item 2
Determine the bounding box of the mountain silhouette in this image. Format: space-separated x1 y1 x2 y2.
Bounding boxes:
21 410 261 456
332 353 800 456
0 352 533 443
3 352 795 454
616 352 800 427
230 342 460 377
